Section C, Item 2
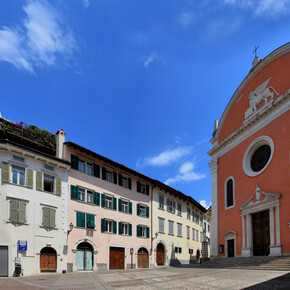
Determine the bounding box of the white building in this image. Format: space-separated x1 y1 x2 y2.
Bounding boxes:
0 128 69 277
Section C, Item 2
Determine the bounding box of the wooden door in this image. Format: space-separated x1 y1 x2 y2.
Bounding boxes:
227 239 235 257
138 248 149 268
40 254 57 271
252 210 270 256
156 246 164 265
0 246 8 277
109 247 124 269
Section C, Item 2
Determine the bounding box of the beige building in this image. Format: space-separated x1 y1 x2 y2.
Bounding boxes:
151 182 207 266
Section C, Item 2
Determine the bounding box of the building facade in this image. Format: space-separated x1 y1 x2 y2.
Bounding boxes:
0 122 69 277
208 44 290 258
64 142 152 271
152 182 206 266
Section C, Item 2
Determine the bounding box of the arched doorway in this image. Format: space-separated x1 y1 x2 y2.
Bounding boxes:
76 242 93 271
196 249 200 263
156 243 165 266
40 247 57 272
137 248 149 268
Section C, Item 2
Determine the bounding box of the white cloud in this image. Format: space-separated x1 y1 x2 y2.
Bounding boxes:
0 0 76 72
200 200 211 209
143 53 156 68
81 0 90 8
138 146 192 167
164 161 206 185
178 12 197 28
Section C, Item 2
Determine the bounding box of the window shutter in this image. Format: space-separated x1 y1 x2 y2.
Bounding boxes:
119 222 123 235
55 178 62 196
173 202 176 213
146 227 149 238
10 200 18 223
137 181 141 193
118 174 122 186
113 197 117 210
71 185 78 200
101 194 106 208
26 168 33 188
18 202 26 224
71 155 79 170
42 207 50 227
93 164 100 178
118 199 122 212
136 225 140 237
129 224 132 236
49 209 56 228
128 178 132 190
129 202 132 214
76 212 85 228
137 204 140 216
2 162 10 183
93 192 100 206
113 220 117 234
113 171 117 184
146 184 149 195
146 206 149 218
86 214 95 229
36 171 43 191
101 218 106 232
102 167 106 180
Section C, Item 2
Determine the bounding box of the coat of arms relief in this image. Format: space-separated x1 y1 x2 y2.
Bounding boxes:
245 77 279 120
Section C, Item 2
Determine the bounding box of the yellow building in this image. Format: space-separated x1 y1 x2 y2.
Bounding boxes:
152 182 206 266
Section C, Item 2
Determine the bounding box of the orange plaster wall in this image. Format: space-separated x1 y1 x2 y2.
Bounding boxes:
217 111 290 255
219 52 290 143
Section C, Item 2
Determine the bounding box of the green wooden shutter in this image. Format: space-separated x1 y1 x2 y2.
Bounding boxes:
129 224 132 236
146 185 149 195
129 202 132 214
93 164 100 178
137 204 140 216
102 167 106 180
18 202 26 224
128 178 132 190
136 225 140 237
93 192 100 206
118 199 122 212
10 200 18 223
118 174 122 186
36 171 43 191
76 212 85 228
49 209 56 228
101 194 106 208
2 162 10 183
137 181 141 193
26 168 33 188
113 220 117 234
55 178 62 196
119 222 123 235
146 227 149 238
113 172 117 184
101 218 106 232
146 206 149 218
71 185 78 200
42 207 50 227
71 155 79 170
113 197 117 210
86 214 95 229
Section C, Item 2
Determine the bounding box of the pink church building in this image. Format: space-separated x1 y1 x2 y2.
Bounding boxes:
63 142 152 271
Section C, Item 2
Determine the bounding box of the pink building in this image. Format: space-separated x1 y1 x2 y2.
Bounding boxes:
64 142 152 271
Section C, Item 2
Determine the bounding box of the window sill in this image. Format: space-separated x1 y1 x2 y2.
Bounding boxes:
158 207 165 211
177 235 183 238
4 182 30 189
75 226 96 231
158 231 165 234
177 214 182 217
225 205 235 210
167 211 176 215
40 226 58 230
72 199 99 206
6 221 28 225
168 233 174 236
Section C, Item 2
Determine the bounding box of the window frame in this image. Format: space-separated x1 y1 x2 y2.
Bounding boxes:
168 220 174 235
177 203 182 216
167 199 176 214
187 207 191 219
11 165 25 186
177 223 182 237
158 217 165 233
187 226 190 239
43 174 54 193
225 176 235 210
159 195 164 209
9 199 27 224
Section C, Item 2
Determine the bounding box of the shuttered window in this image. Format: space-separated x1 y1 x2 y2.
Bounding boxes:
101 194 116 210
137 181 149 195
158 218 164 233
9 200 26 224
136 225 149 238
137 204 149 217
118 222 132 236
76 212 95 229
42 207 56 228
101 219 116 234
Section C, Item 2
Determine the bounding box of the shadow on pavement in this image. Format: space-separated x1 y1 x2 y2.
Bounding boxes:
242 273 290 289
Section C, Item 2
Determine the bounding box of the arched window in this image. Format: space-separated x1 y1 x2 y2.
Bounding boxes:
225 177 234 209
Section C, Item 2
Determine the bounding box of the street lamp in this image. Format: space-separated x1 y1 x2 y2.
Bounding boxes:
67 222 74 235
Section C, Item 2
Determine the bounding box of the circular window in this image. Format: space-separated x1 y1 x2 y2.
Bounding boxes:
243 136 274 177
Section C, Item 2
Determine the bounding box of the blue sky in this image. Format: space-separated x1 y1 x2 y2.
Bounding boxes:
1 0 290 208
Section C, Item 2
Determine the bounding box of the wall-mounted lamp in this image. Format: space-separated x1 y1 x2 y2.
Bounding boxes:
67 222 74 235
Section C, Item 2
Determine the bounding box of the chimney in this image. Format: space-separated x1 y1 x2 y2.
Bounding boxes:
56 129 66 159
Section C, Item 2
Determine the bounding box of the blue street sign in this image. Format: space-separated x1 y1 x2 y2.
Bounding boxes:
18 240 27 251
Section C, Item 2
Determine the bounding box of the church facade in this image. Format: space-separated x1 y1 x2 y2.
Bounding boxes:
208 43 290 258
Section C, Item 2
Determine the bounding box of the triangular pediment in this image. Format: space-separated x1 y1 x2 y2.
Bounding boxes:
224 229 237 238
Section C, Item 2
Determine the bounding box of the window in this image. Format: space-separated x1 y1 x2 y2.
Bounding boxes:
195 212 199 224
159 195 164 209
78 188 85 201
177 203 182 216
122 200 128 212
13 156 24 162
78 160 85 172
43 174 54 193
86 163 93 175
187 208 191 219
137 225 149 238
118 199 132 214
44 165 54 171
167 199 176 214
192 209 195 222
119 174 132 189
71 155 100 178
158 218 164 233
189 249 193 254
106 195 113 208
76 212 95 229
196 230 199 241
208 224 210 232
101 194 116 209
168 220 174 235
42 207 56 228
119 222 132 236
71 186 100 205
204 222 206 231
102 167 117 184
192 228 195 240
225 178 234 208
137 181 149 195
187 226 190 239
200 231 203 242
87 190 93 203
177 223 182 237
11 166 25 186
200 214 203 226
175 247 182 253
137 204 149 217
101 219 117 234
106 170 113 182
9 200 26 224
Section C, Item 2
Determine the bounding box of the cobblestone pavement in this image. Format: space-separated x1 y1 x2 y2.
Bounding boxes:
0 267 289 290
